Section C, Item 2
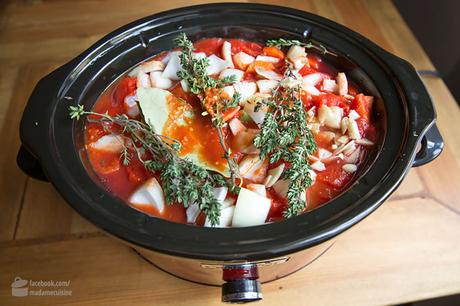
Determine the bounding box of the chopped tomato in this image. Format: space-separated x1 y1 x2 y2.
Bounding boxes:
301 91 315 109
193 38 224 56
298 65 318 76
316 159 352 189
314 131 334 148
308 55 321 70
126 162 149 184
262 46 285 59
314 93 350 113
230 39 263 57
113 77 137 106
351 94 373 121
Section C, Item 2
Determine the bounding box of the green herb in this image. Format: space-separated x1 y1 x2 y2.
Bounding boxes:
253 65 317 218
69 106 223 225
174 33 236 95
174 33 242 185
266 38 330 55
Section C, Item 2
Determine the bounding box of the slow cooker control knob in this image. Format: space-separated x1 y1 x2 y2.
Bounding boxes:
221 264 262 303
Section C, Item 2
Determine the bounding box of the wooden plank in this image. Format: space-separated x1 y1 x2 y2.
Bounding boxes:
0 197 459 305
0 62 55 241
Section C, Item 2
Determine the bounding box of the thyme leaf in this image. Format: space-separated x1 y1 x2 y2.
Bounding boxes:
266 38 330 55
253 64 317 218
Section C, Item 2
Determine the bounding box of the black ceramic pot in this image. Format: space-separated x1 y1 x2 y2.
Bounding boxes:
17 3 443 303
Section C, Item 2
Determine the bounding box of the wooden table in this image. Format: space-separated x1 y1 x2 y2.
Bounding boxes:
1 1 459 305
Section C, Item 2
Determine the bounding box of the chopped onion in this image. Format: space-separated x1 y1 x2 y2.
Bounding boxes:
356 138 375 146
234 81 257 102
180 79 189 92
318 148 333 160
302 73 323 86
287 45 307 60
233 52 255 70
272 179 289 198
136 70 151 88
247 184 267 197
264 163 285 187
318 105 342 129
337 72 348 96
232 188 271 227
257 79 279 93
124 95 140 118
302 83 320 96
219 69 245 82
341 117 349 134
222 85 235 98
205 206 234 228
255 66 282 80
90 135 125 153
238 155 268 183
292 57 309 70
228 118 247 136
129 178 165 213
206 54 229 75
161 53 182 80
342 164 357 173
336 135 349 145
334 140 356 155
322 79 338 93
348 110 360 120
255 55 280 63
186 204 200 223
348 119 361 140
149 71 173 89
344 148 361 163
140 60 165 73
222 41 234 68
311 160 326 172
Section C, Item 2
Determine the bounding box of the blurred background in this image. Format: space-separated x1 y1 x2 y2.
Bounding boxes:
394 0 460 104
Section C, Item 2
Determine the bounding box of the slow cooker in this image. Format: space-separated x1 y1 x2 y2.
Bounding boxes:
17 3 443 303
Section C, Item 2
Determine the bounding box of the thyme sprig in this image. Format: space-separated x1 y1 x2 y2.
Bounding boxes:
266 38 331 55
253 65 317 218
69 105 223 225
174 33 242 185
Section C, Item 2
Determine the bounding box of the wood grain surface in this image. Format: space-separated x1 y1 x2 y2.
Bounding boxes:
0 0 459 305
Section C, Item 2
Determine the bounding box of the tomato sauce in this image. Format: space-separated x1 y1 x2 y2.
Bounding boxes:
84 37 378 226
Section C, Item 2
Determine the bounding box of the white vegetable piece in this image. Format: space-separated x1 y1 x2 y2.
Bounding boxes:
302 83 320 96
186 204 201 223
222 85 235 98
336 72 348 96
180 79 189 92
223 198 236 208
219 69 245 82
161 53 182 80
129 177 165 213
348 110 360 121
334 140 356 155
149 71 173 89
347 119 362 140
247 184 267 197
257 79 279 94
336 135 349 145
322 79 338 93
140 60 165 73
318 105 342 129
233 52 255 70
356 138 375 146
342 164 357 173
264 163 285 188
341 117 349 134
255 66 282 80
280 76 301 89
234 81 257 102
205 206 235 228
124 95 140 118
90 135 125 153
302 73 323 86
311 160 326 172
238 155 268 183
222 41 234 68
228 118 247 136
243 97 267 127
287 45 307 61
193 52 207 60
207 54 230 75
292 57 309 70
128 66 141 77
213 187 228 204
318 148 333 160
255 55 280 63
136 70 151 88
233 128 259 154
272 179 289 198
232 188 271 227
344 148 361 164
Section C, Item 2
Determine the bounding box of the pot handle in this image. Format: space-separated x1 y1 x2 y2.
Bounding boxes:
17 145 48 181
412 124 444 167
